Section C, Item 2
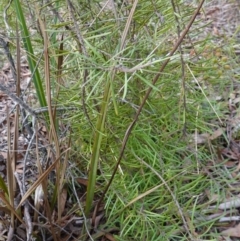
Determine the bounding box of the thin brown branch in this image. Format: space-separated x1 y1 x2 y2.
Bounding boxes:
93 0 205 223
67 0 93 127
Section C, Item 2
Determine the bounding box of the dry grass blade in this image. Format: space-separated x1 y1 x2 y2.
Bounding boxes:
34 130 43 223
53 34 64 120
120 0 138 50
38 15 63 221
13 21 20 196
13 24 20 193
14 23 35 239
59 135 71 193
6 106 15 231
42 19 61 217
37 14 60 156
0 192 24 224
16 149 69 209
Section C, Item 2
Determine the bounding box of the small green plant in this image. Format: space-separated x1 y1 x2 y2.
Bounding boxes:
1 0 239 240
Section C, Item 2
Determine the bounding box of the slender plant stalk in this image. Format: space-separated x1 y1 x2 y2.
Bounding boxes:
6 106 15 230
85 74 112 215
86 0 139 217
14 0 47 108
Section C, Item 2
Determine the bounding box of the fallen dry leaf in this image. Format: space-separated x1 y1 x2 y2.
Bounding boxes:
210 128 224 140
105 233 117 241
59 187 67 217
222 223 240 237
76 178 88 186
192 133 210 144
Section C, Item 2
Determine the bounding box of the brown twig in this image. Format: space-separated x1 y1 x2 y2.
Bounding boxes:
67 0 94 126
0 36 16 82
93 0 205 223
15 172 33 241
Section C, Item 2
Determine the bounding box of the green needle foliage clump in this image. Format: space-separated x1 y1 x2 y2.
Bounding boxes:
2 0 238 240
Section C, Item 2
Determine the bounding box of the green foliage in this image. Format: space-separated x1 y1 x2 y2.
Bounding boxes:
1 0 238 240
14 0 47 108
56 1 229 239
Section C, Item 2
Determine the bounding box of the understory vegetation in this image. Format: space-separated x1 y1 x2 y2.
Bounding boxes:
0 0 240 240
